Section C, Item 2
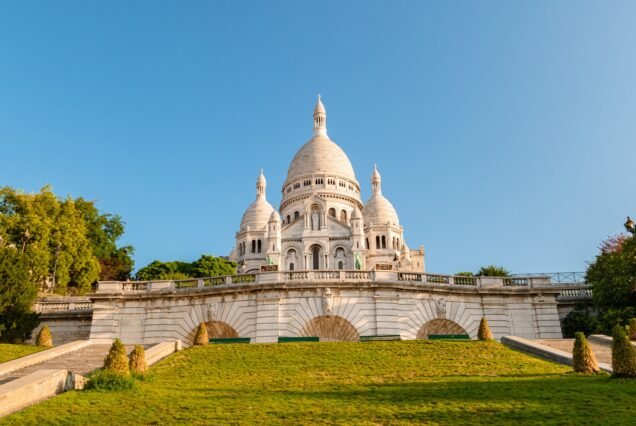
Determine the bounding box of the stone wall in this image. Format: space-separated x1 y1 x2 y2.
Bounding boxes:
28 312 93 345
89 280 563 345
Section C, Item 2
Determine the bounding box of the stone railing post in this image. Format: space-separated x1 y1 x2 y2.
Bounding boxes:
225 276 233 285
448 276 455 286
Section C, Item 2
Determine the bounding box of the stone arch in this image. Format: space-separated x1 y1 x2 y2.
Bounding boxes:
416 319 467 339
300 316 360 342
206 321 239 339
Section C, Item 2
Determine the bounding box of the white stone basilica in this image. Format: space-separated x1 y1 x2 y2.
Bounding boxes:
230 97 425 274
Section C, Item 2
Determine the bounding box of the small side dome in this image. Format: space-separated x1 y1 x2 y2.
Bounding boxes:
240 170 276 231
240 199 275 231
269 210 281 223
363 165 400 226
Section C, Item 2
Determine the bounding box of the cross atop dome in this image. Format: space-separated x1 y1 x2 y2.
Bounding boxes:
313 94 327 136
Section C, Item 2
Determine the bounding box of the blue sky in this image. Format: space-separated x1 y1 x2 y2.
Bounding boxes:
1 1 635 274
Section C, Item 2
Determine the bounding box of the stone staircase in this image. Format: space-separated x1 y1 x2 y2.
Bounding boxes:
0 344 128 386
533 338 612 365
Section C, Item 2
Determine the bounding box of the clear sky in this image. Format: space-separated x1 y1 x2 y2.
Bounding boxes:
1 1 635 275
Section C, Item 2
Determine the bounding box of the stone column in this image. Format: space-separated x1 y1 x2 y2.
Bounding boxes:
254 295 281 343
374 290 400 336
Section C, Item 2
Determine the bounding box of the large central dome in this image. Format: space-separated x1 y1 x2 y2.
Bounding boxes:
284 96 357 184
286 134 357 182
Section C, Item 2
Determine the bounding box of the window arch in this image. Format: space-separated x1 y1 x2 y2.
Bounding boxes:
328 208 336 218
335 247 345 258
381 236 386 249
251 240 256 253
340 210 347 223
338 261 343 270
286 215 290 224
257 240 262 253
289 263 295 271
294 211 300 220
376 236 380 249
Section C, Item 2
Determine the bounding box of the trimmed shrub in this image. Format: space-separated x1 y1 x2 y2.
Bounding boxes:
129 345 147 375
611 325 636 378
572 332 599 373
193 322 208 346
85 369 134 391
629 318 636 341
104 338 130 376
477 317 494 341
36 325 53 347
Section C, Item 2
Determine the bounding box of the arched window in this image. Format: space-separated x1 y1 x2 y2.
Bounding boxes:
381 236 386 249
376 236 380 249
286 215 290 224
397 238 400 249
338 261 343 270
366 238 369 249
356 241 359 249
257 240 262 253
290 263 295 271
294 211 300 220
340 210 347 223
328 208 336 218
312 245 321 270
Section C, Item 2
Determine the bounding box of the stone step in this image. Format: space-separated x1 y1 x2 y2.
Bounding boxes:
0 344 135 386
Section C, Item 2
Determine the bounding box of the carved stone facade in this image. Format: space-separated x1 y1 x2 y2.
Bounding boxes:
231 97 424 273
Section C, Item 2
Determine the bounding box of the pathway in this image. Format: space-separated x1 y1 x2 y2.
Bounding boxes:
533 338 612 365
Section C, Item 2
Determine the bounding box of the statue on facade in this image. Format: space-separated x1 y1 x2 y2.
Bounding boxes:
322 287 333 316
355 253 362 270
311 210 320 230
435 298 447 318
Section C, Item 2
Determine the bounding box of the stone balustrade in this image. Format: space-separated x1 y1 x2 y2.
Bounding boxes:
95 270 559 295
33 298 93 313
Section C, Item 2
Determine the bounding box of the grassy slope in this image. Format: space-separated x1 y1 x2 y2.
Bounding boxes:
0 343 44 363
3 341 636 425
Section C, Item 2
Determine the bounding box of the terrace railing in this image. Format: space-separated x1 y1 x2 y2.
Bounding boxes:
33 298 93 313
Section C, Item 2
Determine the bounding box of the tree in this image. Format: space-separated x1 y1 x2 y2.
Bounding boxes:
74 198 134 281
562 304 599 338
478 317 494 340
136 255 236 281
586 230 636 333
611 325 636 378
0 186 134 294
572 332 599 373
629 318 636 341
0 246 40 342
476 265 510 277
455 272 474 277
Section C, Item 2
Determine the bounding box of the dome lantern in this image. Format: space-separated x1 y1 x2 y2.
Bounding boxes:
313 94 327 136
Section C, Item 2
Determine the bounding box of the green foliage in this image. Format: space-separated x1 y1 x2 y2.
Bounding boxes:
0 246 40 342
587 233 636 309
129 345 147 375
476 265 510 277
193 322 208 346
35 325 53 347
455 272 474 277
611 325 636 378
85 369 135 391
629 318 636 341
5 341 636 425
572 332 599 373
0 186 134 294
562 304 599 338
104 339 130 376
477 317 494 340
136 255 236 280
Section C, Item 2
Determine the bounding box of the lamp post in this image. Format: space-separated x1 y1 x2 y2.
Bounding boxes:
20 229 30 254
625 216 635 236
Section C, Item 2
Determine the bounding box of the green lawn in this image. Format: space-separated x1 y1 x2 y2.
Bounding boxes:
0 343 44 364
3 341 635 425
